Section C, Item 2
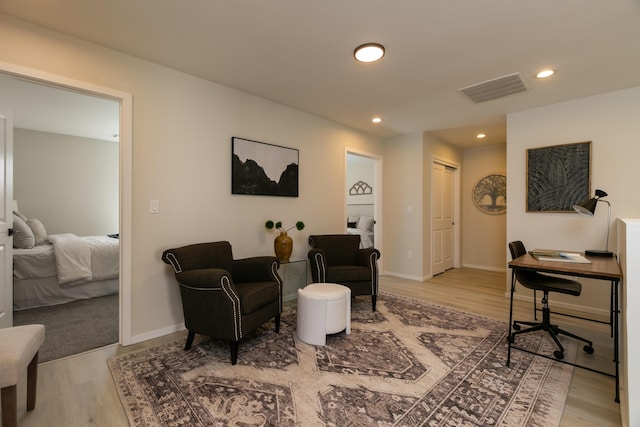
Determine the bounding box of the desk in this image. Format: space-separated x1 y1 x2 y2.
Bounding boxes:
507 252 622 402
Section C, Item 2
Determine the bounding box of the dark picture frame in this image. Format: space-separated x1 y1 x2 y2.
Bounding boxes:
232 137 299 197
526 141 591 212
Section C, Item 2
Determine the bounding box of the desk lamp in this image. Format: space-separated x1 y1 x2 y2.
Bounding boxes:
573 189 613 257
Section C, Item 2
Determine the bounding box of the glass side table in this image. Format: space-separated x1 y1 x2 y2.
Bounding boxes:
278 259 308 301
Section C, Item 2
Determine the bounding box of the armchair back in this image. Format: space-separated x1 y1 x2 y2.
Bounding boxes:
162 241 233 273
308 234 360 265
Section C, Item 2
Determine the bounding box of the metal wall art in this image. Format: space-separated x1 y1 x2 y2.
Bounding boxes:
472 173 507 214
526 141 591 212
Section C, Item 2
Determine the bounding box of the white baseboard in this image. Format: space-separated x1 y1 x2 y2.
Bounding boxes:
128 323 186 346
462 263 507 273
382 270 431 282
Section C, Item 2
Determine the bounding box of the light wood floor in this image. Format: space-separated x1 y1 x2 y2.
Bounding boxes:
10 268 621 426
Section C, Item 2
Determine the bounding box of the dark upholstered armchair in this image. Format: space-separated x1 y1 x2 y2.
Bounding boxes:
308 234 381 311
161 241 282 365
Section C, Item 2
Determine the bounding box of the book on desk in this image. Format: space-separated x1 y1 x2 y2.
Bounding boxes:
528 249 592 264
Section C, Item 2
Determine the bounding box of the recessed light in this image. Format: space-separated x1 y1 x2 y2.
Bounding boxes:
476 133 486 139
536 69 555 79
371 117 383 124
354 43 385 63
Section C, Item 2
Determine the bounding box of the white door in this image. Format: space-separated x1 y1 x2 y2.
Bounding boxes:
432 162 455 275
0 103 13 328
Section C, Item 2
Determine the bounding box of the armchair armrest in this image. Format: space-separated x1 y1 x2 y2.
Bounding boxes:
308 248 327 282
232 257 281 283
356 248 381 267
175 268 233 289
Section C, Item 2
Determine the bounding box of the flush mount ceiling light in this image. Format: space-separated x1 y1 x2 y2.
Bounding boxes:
536 69 555 79
354 43 385 63
476 133 486 139
371 117 383 124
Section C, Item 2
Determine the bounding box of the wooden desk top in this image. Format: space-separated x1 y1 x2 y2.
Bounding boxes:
508 252 622 281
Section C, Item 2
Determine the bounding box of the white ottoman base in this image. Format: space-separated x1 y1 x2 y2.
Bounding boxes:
297 283 351 346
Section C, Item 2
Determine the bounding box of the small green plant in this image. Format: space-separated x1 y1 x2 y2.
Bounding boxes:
265 220 305 233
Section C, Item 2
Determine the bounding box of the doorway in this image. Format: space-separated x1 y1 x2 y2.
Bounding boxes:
345 150 382 254
431 158 460 276
0 64 133 346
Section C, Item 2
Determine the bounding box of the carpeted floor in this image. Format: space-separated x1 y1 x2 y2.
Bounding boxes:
108 292 575 426
14 294 119 362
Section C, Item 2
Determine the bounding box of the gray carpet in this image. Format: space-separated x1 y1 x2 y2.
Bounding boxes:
14 294 119 362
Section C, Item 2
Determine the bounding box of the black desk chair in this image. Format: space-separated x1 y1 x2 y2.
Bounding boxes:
508 241 594 360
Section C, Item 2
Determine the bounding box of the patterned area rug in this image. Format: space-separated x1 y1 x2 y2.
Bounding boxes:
108 292 575 426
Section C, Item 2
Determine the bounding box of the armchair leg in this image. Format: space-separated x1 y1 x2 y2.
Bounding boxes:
184 331 195 350
372 295 377 312
26 352 39 411
275 314 281 333
1 385 17 427
230 341 239 365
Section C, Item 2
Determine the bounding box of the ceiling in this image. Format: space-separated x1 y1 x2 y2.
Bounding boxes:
0 73 120 142
1 1 639 148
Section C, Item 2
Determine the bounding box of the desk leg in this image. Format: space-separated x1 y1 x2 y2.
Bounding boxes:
613 279 620 403
506 270 516 367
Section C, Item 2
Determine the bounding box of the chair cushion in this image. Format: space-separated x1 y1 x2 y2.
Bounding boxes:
0 324 45 387
235 281 281 314
326 265 372 282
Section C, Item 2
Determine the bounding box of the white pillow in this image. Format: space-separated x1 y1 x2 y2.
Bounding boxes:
27 218 47 246
357 215 375 232
13 210 28 222
13 215 35 249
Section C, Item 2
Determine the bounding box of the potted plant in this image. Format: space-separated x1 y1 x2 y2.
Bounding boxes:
265 220 305 262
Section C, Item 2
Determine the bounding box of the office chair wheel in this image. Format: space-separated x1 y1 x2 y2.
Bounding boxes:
584 345 595 354
553 350 565 360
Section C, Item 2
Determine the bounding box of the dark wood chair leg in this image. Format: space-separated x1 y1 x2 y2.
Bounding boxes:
275 314 281 333
184 331 195 350
1 385 17 427
372 295 377 312
26 352 39 411
230 341 239 365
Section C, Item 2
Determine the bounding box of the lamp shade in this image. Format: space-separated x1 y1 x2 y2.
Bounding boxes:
572 189 613 257
573 197 597 216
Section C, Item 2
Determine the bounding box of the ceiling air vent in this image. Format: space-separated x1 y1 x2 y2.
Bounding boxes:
458 72 528 103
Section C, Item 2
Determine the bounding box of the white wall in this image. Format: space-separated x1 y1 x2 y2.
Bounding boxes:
507 86 640 315
0 14 385 340
462 143 506 271
617 218 640 427
383 133 424 279
14 128 118 235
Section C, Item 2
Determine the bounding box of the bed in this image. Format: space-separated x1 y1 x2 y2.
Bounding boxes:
13 233 119 311
346 215 375 248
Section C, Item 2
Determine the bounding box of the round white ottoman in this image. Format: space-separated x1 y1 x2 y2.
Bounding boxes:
297 283 351 346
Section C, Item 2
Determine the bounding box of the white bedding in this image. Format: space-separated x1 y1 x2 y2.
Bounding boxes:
14 234 119 286
13 234 120 310
347 227 374 248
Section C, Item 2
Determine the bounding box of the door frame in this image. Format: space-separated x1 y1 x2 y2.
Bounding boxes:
0 61 133 345
345 147 383 262
431 156 460 274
